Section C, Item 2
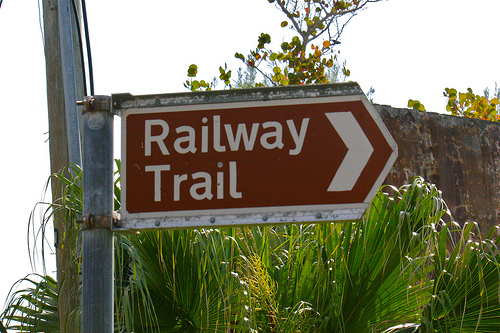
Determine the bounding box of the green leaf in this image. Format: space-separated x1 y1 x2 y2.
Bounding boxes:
444 88 457 99
258 33 271 48
191 80 200 90
187 64 198 77
408 99 426 111
281 21 288 27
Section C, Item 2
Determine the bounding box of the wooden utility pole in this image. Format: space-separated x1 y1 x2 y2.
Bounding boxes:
42 0 84 331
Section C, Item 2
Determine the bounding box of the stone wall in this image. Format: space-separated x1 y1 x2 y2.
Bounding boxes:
376 105 500 233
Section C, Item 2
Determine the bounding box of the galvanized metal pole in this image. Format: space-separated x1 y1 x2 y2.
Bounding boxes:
58 0 82 165
81 96 114 333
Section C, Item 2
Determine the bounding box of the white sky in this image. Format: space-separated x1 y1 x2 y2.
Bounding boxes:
1 0 499 312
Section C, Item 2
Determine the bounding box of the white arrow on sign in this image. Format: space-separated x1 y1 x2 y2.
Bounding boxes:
326 112 374 192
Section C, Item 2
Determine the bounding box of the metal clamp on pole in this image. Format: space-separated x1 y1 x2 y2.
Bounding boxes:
77 95 111 114
77 212 120 230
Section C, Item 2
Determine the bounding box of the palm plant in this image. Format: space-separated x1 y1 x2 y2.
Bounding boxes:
116 177 475 332
228 178 446 332
2 164 500 332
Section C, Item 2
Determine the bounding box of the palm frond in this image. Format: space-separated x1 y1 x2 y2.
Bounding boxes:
0 320 7 333
1 275 59 332
420 222 500 332
120 228 241 332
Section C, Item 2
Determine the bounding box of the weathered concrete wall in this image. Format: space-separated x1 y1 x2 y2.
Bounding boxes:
376 105 500 232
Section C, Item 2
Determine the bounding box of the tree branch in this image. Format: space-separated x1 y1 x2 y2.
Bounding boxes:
274 0 384 50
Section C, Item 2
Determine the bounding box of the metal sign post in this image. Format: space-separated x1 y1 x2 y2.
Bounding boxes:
80 96 114 333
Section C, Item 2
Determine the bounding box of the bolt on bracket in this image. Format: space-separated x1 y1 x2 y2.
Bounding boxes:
77 212 121 230
77 95 115 114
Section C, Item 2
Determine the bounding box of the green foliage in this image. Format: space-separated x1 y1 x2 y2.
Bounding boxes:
4 168 500 332
218 64 232 87
184 0 377 90
444 87 500 121
386 222 500 332
111 176 455 332
422 222 500 332
410 84 500 121
116 177 500 332
408 99 426 111
241 33 343 86
119 229 242 332
187 32 347 90
237 0 381 87
184 65 213 92
1 162 143 333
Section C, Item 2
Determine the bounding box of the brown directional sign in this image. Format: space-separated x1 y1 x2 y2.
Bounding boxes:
116 83 397 230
